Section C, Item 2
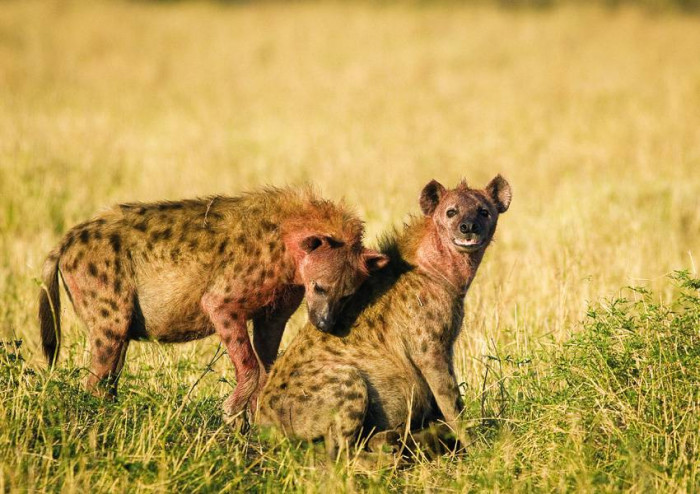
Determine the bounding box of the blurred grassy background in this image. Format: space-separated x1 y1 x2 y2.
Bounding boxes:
0 0 698 490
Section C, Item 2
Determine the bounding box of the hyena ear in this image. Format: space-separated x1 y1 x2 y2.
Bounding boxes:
485 174 512 213
362 249 389 272
299 235 344 253
420 179 446 216
299 235 324 253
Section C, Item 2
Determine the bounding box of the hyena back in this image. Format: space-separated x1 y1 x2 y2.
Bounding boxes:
39 187 387 421
257 177 512 456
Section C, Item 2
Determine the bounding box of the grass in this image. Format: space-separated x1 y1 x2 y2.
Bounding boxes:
1 0 699 491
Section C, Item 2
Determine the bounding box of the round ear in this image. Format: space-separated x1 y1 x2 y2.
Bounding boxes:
485 174 512 213
299 235 324 254
299 235 344 253
362 249 389 272
420 180 446 216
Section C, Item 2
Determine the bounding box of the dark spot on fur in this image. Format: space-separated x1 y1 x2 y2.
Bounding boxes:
222 320 231 329
279 382 288 390
236 336 246 344
236 234 246 246
98 353 109 365
134 221 148 232
104 329 120 340
345 391 363 401
218 239 228 254
151 228 172 242
298 393 310 402
109 234 122 253
62 232 76 253
309 384 321 392
100 308 110 318
88 263 98 277
99 273 109 285
260 220 275 232
79 229 90 244
421 341 428 353
347 410 364 421
114 279 122 294
94 338 103 349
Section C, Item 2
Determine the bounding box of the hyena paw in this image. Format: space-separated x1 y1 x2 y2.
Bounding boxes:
367 430 402 454
222 408 250 433
222 395 251 433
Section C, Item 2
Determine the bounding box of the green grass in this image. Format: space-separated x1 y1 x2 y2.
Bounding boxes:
2 273 698 491
1 0 699 491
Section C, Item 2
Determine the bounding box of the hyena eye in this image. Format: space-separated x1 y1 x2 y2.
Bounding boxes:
312 282 327 295
478 208 490 218
446 209 458 218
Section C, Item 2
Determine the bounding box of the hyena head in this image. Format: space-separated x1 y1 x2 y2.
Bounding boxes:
297 235 388 332
420 174 512 254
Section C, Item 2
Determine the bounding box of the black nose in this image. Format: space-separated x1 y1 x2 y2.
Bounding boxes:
460 222 478 234
314 315 333 332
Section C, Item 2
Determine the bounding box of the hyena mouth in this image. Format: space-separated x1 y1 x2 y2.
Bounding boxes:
453 237 484 251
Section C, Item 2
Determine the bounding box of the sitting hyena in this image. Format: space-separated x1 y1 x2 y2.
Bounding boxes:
257 176 511 457
38 187 388 422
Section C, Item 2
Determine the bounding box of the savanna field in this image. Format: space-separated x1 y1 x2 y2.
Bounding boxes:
1 0 699 491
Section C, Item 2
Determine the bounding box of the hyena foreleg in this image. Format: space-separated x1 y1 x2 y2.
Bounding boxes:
252 287 304 372
202 293 261 426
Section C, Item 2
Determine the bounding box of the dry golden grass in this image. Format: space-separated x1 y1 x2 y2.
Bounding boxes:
0 1 698 491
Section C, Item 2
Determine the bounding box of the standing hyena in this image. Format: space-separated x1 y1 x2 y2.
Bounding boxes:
38 187 388 423
257 176 511 457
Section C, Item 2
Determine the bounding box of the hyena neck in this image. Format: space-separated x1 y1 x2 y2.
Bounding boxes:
414 219 485 297
279 229 309 285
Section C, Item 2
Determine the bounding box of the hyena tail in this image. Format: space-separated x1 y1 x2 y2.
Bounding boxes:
39 249 61 366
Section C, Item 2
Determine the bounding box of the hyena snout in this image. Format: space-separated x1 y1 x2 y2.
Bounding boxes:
307 302 334 332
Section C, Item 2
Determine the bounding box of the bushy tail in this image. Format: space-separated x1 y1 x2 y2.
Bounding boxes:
38 249 61 366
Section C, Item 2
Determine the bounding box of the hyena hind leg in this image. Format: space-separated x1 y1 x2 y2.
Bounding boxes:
86 323 131 399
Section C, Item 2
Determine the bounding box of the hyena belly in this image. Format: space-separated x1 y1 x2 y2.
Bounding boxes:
133 257 215 342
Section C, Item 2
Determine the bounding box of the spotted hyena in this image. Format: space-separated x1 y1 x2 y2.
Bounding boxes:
38 187 388 423
257 176 511 457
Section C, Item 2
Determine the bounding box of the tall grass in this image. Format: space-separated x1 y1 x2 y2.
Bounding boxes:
0 1 698 491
